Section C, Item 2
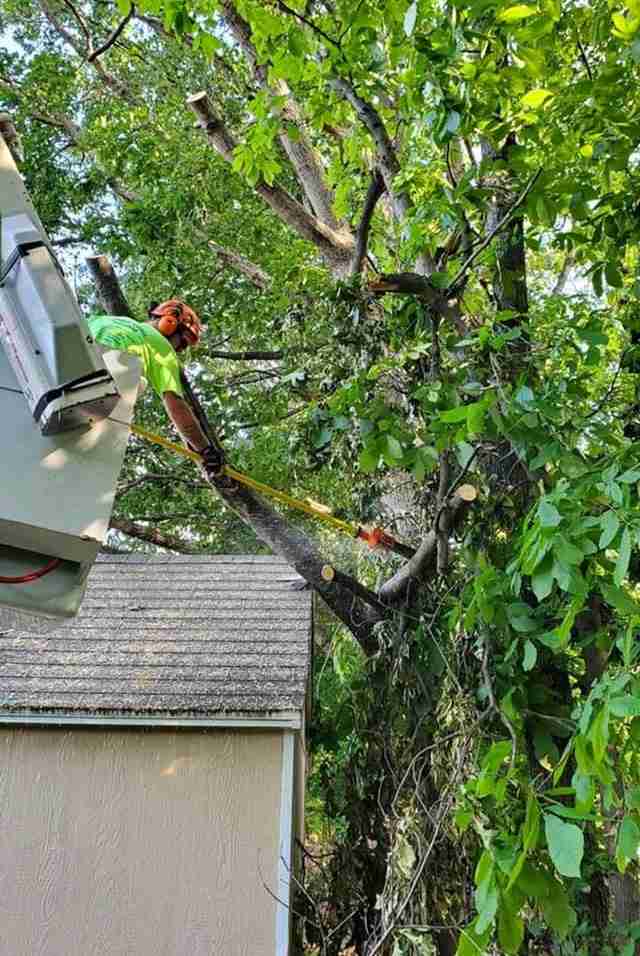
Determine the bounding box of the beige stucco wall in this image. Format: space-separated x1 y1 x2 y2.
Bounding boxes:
0 726 283 956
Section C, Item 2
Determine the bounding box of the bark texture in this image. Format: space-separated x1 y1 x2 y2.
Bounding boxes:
187 91 354 275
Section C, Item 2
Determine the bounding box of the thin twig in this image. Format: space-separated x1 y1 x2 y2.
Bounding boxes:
87 6 134 62
576 36 593 81
275 0 342 50
60 0 93 49
582 348 629 422
367 736 474 955
447 168 542 293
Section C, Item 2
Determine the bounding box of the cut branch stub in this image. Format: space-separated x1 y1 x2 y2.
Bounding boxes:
86 255 134 317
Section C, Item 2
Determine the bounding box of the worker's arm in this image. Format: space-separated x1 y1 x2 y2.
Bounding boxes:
162 391 211 452
163 388 234 486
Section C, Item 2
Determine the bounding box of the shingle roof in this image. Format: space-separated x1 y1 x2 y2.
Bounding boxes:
0 555 312 722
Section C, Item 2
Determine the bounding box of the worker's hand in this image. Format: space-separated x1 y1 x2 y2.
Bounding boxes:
200 444 226 478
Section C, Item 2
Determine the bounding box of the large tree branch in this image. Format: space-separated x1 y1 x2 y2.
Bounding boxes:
187 91 354 275
378 492 473 604
87 255 134 316
218 0 342 231
209 349 283 360
368 272 466 332
351 170 384 275
0 113 23 163
107 178 271 287
93 256 386 649
208 239 271 290
109 516 199 552
330 76 434 276
3 66 274 290
0 71 82 141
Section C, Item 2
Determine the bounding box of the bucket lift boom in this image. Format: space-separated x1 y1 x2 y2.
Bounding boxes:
0 121 139 621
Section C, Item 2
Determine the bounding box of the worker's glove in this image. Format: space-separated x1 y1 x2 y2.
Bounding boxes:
200 444 226 478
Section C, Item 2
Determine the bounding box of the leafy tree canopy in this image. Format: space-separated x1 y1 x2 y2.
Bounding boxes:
2 0 640 951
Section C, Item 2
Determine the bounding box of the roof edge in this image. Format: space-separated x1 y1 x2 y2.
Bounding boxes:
0 711 302 730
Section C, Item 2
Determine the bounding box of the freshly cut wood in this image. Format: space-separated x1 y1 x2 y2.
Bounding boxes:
457 484 478 502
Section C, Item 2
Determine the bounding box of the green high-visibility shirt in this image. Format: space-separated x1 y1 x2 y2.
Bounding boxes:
87 314 183 398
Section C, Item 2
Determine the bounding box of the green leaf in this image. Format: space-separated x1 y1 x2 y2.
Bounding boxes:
359 443 379 473
619 469 640 483
605 260 623 288
544 814 584 877
507 603 537 632
574 735 596 775
592 266 604 298
404 1 418 36
474 849 493 887
534 726 560 767
574 771 595 814
445 110 462 134
498 908 524 954
599 511 620 549
615 528 632 585
522 88 554 108
610 695 640 718
532 559 554 601
384 435 404 463
476 772 497 798
475 882 498 933
540 888 577 938
600 583 639 615
515 862 553 898
553 535 583 565
617 815 640 869
523 639 537 671
523 791 541 850
612 11 640 37
440 404 474 423
455 918 490 956
539 501 562 527
547 804 593 820
314 426 332 448
589 704 609 764
482 740 512 773
455 808 474 831
498 4 538 22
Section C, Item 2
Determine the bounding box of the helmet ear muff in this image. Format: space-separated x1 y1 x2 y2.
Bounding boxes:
157 314 179 336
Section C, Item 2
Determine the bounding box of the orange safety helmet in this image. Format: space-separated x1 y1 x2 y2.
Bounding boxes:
149 299 202 346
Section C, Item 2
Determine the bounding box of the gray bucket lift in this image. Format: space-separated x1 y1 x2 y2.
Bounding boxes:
0 122 140 619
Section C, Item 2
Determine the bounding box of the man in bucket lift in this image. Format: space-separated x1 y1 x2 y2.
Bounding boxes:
88 300 227 482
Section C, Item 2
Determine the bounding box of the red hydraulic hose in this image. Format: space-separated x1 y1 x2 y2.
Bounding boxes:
0 557 62 584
